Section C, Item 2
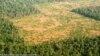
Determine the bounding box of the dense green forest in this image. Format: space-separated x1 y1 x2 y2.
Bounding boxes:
72 6 100 20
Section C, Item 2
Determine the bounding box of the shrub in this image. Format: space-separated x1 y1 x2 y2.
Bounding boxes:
0 18 24 53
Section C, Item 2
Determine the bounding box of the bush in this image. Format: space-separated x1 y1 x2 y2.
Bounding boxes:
0 18 24 53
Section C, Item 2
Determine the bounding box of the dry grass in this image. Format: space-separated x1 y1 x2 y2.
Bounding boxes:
89 30 100 37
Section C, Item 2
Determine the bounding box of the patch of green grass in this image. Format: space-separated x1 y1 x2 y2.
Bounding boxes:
43 19 54 27
31 0 65 3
